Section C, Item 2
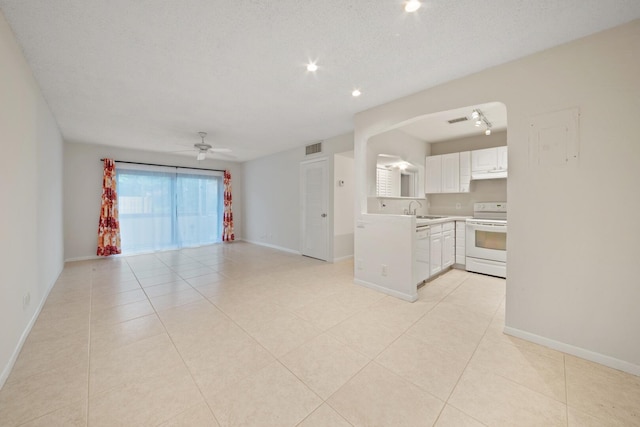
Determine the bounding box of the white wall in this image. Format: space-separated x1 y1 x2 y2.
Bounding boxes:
0 12 64 386
242 133 353 256
333 152 354 260
428 131 507 216
63 142 243 260
354 20 640 374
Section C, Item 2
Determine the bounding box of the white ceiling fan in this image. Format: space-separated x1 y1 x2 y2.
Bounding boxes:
175 131 234 160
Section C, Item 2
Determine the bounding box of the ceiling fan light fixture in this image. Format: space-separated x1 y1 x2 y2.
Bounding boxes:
196 151 206 161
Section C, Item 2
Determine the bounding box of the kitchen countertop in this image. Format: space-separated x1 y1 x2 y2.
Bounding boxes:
414 215 471 226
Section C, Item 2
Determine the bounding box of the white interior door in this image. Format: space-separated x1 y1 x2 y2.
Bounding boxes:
301 158 329 261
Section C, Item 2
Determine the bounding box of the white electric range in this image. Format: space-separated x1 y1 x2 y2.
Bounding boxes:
466 202 507 278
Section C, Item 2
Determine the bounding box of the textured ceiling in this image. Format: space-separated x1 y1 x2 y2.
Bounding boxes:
1 1 639 162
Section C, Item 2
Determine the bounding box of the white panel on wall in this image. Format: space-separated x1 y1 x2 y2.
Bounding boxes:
529 108 580 168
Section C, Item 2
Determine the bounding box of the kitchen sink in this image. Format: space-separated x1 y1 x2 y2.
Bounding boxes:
416 215 447 219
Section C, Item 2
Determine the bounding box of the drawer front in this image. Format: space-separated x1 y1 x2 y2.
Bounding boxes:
430 224 443 234
443 222 455 231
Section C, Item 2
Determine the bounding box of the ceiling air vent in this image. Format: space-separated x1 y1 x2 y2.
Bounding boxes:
447 116 469 124
305 141 322 155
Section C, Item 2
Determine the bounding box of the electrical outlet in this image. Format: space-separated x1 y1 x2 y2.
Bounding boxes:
22 292 30 310
381 264 388 276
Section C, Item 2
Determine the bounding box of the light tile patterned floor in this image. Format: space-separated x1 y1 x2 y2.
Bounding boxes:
1 242 639 426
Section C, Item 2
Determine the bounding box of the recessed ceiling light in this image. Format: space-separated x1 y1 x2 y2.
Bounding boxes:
405 0 421 13
352 89 361 97
306 62 318 72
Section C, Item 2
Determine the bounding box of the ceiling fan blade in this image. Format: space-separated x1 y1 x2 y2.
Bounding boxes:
209 148 232 153
167 149 196 153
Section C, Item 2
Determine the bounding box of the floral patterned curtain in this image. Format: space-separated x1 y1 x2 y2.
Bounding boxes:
222 170 235 242
97 159 122 256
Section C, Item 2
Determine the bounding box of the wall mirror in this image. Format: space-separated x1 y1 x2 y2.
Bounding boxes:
376 154 424 197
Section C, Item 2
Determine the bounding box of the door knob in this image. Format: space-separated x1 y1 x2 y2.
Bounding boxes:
321 213 327 217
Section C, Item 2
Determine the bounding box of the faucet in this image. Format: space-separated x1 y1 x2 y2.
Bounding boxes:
408 200 423 215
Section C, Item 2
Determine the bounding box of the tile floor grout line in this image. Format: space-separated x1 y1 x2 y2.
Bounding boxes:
359 271 471 371
564 354 569 426
140 252 224 427
320 359 377 426
85 263 97 427
11 246 640 425
9 265 96 426
149 265 306 423
185 261 367 424
293 402 355 427
395 272 490 427
434 281 507 426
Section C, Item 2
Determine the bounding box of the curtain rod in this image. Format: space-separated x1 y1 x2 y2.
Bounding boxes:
99 159 225 173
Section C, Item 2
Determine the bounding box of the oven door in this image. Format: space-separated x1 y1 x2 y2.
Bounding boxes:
466 221 507 262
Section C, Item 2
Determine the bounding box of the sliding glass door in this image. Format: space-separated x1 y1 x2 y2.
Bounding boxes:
176 171 222 247
116 164 222 254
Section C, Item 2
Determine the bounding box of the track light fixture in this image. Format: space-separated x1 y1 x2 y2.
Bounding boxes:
472 109 492 136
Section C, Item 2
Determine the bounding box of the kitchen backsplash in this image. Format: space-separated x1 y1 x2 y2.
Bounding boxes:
427 178 507 216
367 197 429 215
367 177 505 216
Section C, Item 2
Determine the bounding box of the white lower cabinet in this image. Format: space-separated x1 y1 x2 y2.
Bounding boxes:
415 229 430 283
429 221 455 277
443 226 455 269
429 224 443 276
455 221 466 265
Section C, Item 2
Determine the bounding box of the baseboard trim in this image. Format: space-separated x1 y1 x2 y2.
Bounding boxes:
353 278 417 302
0 265 62 389
333 255 354 263
242 239 301 255
64 254 102 262
503 326 640 376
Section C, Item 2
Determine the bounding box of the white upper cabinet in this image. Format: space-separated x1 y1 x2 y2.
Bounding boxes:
425 155 442 194
459 151 471 193
441 153 460 193
471 147 498 171
426 152 470 194
497 146 508 171
471 146 508 179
